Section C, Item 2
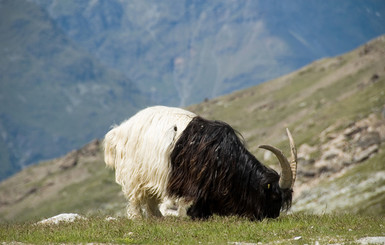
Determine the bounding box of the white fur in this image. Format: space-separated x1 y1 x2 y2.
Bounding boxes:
104 106 195 218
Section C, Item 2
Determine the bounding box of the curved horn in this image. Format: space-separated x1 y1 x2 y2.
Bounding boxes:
258 128 297 189
286 128 297 188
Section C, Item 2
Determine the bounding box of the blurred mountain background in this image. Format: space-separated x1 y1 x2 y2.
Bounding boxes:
1 0 385 181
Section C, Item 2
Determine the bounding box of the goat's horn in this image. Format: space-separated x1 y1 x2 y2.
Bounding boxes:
286 128 297 188
258 128 297 189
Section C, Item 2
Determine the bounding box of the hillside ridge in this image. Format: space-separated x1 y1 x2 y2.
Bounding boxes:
0 35 384 222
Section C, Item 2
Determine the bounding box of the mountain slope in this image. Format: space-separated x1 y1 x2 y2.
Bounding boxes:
2 0 385 181
0 35 384 223
0 0 149 180
189 35 385 215
33 0 385 106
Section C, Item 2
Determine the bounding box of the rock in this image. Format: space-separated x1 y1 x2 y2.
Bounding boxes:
322 148 340 161
329 134 348 149
344 125 362 138
59 151 78 170
370 73 380 83
359 44 372 56
105 216 118 221
297 157 316 178
80 139 100 157
320 146 352 165
319 123 342 142
298 157 315 166
58 139 100 170
298 169 316 178
356 131 381 149
37 213 85 225
298 144 317 160
354 145 379 163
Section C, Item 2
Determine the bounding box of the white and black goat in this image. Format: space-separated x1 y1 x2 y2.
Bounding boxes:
104 106 297 220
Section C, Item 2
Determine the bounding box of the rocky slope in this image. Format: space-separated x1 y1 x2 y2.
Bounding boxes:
292 113 385 214
0 35 384 222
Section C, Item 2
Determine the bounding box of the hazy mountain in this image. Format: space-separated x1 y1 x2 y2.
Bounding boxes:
0 0 149 180
33 0 385 106
0 35 384 222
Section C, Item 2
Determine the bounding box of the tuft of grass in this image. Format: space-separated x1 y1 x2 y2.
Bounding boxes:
0 214 384 244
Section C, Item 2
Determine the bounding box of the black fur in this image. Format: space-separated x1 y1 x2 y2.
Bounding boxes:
167 116 292 220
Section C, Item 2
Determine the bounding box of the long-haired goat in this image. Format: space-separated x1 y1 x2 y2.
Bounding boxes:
104 106 297 220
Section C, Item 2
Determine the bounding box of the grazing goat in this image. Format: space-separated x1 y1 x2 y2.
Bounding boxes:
104 106 297 220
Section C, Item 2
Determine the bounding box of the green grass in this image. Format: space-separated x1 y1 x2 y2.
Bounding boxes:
0 214 383 244
10 165 126 223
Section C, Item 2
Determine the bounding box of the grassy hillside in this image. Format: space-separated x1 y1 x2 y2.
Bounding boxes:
188 35 385 215
0 140 126 222
188 37 385 151
0 35 384 223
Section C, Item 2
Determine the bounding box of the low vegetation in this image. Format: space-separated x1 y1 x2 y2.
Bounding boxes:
1 214 384 244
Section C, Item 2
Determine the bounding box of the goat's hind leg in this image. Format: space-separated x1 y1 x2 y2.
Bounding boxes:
127 198 142 219
145 195 163 218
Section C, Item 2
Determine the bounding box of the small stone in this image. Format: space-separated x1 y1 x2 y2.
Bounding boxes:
37 213 85 225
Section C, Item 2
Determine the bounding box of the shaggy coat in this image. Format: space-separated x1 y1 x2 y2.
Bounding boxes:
104 106 295 220
168 116 292 220
104 106 196 218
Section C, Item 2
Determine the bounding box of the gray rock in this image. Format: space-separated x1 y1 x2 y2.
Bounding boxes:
356 131 381 149
354 144 379 163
